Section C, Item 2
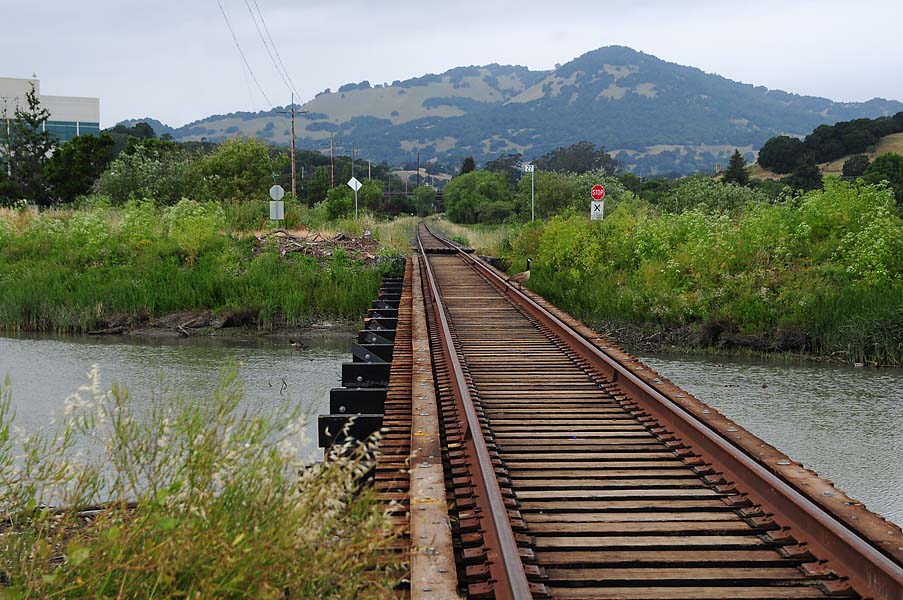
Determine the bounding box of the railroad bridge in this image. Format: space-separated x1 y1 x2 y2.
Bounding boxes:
320 223 903 600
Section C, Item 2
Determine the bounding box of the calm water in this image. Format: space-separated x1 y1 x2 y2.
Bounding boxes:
0 332 353 462
1 335 901 524
641 352 903 525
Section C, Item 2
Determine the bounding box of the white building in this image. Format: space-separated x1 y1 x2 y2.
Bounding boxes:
0 77 100 141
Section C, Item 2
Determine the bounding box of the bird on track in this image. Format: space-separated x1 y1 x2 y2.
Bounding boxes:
508 258 532 288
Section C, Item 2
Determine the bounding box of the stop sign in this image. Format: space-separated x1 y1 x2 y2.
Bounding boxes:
591 185 606 200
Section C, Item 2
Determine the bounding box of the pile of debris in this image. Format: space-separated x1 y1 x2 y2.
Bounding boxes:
254 229 381 263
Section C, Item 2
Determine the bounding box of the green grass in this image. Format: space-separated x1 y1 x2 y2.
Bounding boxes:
0 204 390 333
0 370 402 598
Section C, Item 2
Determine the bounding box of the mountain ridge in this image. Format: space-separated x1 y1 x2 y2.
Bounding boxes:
121 46 903 175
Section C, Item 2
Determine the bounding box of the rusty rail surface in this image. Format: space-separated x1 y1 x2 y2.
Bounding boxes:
414 222 903 600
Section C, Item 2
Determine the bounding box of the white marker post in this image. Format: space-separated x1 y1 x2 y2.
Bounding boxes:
269 184 285 229
524 164 535 221
347 176 362 220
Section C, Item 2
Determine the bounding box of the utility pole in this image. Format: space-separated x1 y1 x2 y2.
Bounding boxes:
330 132 335 189
290 93 297 198
416 151 421 188
368 158 371 180
351 145 355 180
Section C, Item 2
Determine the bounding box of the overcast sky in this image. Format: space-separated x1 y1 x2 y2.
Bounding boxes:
2 0 901 127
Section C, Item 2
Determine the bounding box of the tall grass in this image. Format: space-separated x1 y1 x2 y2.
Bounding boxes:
507 179 903 365
0 369 402 598
0 203 387 332
427 219 514 256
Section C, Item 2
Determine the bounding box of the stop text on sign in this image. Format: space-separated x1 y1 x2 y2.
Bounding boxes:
591 184 606 200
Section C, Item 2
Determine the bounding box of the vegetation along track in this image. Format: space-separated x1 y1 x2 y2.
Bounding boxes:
414 223 903 600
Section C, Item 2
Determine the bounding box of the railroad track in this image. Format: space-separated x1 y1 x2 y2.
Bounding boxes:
413 223 903 600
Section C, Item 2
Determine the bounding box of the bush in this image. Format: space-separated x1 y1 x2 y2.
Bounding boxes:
322 186 354 219
0 369 401 598
843 154 871 177
659 176 767 213
163 199 227 263
862 152 903 206
509 178 903 364
96 143 189 205
186 138 284 203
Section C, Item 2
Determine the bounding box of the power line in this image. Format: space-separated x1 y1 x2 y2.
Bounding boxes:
216 0 274 109
251 0 302 101
243 0 296 98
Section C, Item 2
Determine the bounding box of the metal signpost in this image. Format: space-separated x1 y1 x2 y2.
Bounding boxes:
347 176 362 220
269 184 285 228
590 184 605 221
524 164 535 221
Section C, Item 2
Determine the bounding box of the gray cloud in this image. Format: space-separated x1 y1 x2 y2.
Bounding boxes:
1 0 900 127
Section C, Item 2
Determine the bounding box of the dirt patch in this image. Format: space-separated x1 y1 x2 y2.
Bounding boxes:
254 229 381 263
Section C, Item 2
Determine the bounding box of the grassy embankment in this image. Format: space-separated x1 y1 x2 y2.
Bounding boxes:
0 200 410 334
0 369 402 597
440 179 903 366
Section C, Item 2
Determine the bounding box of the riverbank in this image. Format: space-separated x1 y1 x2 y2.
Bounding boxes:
70 307 357 341
0 202 407 335
586 317 900 367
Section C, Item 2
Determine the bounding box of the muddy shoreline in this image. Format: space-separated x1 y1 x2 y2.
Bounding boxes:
585 318 899 368
6 309 898 369
4 309 358 345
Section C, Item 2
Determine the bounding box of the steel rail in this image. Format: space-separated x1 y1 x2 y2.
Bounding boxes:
419 223 903 600
416 233 533 600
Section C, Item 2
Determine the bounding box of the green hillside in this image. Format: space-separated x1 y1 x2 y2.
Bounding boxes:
123 46 903 175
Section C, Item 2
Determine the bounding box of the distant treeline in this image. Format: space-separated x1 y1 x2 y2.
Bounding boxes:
758 112 903 173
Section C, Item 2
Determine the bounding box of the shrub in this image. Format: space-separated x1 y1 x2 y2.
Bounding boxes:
0 369 402 598
186 138 285 203
843 154 871 177
322 186 354 219
96 143 189 205
163 199 227 263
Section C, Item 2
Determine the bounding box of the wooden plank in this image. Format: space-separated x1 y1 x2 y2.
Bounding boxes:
548 586 833 599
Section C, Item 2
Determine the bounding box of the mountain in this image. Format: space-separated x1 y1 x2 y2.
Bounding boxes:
126 46 903 175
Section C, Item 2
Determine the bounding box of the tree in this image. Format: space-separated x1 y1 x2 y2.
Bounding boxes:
842 155 871 177
0 168 24 205
862 152 903 206
96 141 189 205
186 138 284 202
443 171 511 223
757 135 803 174
45 134 116 202
358 179 384 211
782 163 823 192
460 156 476 174
0 82 57 205
722 149 749 186
412 186 436 216
306 166 330 206
485 152 523 187
533 141 621 175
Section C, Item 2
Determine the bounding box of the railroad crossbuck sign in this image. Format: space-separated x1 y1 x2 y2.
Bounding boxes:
590 184 605 221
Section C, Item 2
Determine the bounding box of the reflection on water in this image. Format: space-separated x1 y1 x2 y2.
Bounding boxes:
640 352 903 525
0 332 354 462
